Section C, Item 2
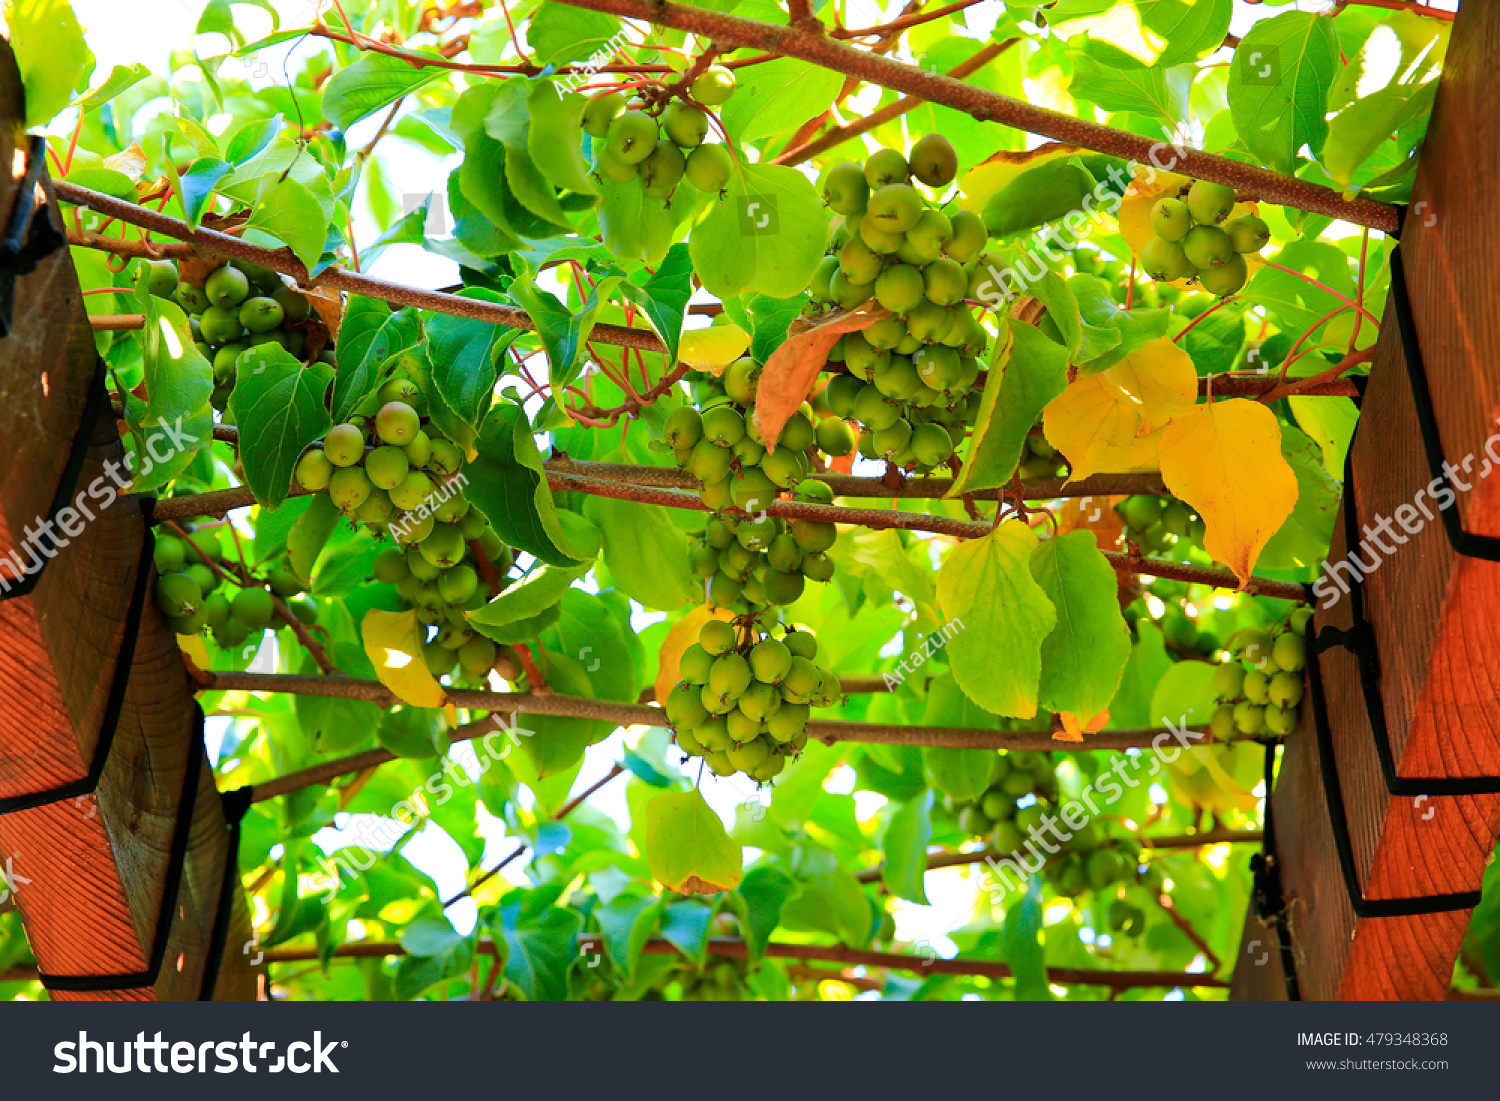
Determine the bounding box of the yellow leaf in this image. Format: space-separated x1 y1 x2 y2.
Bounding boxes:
1158 399 1298 584
362 608 448 709
1042 337 1196 481
678 323 749 375
654 603 734 707
177 630 211 671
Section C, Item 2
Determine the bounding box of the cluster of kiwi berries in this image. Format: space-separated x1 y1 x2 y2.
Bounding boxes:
665 618 839 783
583 64 737 201
952 751 1143 900
812 135 991 473
665 368 841 609
1140 179 1270 297
137 257 324 413
1209 607 1311 739
290 380 511 683
152 524 311 646
1116 493 1205 558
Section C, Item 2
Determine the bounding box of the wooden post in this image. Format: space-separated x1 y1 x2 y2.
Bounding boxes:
0 43 255 1000
1246 0 1500 1000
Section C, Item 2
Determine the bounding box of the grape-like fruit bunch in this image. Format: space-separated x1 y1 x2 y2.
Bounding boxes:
811 135 991 472
954 751 1140 898
584 64 738 202
952 750 1059 848
1139 179 1270 297
138 257 326 414
1209 607 1312 738
153 525 308 647
292 378 511 683
665 379 839 609
1116 494 1204 557
665 619 840 783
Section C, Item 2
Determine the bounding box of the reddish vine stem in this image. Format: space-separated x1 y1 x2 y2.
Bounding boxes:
556 0 1400 233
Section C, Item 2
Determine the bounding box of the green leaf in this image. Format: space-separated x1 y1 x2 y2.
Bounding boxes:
8 0 92 129
468 563 587 631
516 652 608 776
660 898 717 967
527 4 622 65
950 319 1069 496
298 693 383 755
529 81 598 197
426 295 513 428
722 57 843 144
1050 0 1232 67
882 790 933 905
176 157 232 229
1031 531 1132 719
645 789 743 894
227 346 334 509
748 292 807 364
1108 621 1174 729
923 731 995 802
582 495 697 612
618 243 693 365
1069 52 1194 124
1259 424 1339 571
1290 393 1357 478
733 865 797 961
128 275 213 493
332 299 422 422
72 62 149 111
1228 11 1339 174
469 403 592 568
484 81 575 233
323 52 443 131
224 114 283 165
689 163 827 300
1147 659 1217 731
494 888 583 1001
542 589 638 708
980 159 1095 239
596 175 683 266
509 272 622 392
245 174 329 273
595 893 664 981
1323 80 1438 189
938 522 1057 719
1070 274 1171 373
1001 878 1050 1000
286 491 341 585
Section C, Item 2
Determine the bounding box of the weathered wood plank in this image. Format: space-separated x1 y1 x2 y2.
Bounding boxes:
1259 0 1500 1000
0 41 254 1001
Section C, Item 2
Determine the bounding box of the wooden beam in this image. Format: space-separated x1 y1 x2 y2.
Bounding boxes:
0 43 254 1000
1262 0 1500 1001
